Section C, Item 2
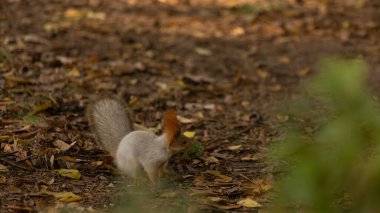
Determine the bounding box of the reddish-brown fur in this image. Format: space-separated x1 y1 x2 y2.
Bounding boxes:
163 110 180 144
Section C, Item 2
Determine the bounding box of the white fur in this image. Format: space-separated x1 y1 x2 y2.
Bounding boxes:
115 131 171 182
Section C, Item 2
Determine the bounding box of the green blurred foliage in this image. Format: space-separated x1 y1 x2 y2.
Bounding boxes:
112 181 198 213
270 59 380 212
185 142 205 158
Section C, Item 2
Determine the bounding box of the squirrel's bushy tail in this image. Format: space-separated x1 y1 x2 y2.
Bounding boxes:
87 98 134 157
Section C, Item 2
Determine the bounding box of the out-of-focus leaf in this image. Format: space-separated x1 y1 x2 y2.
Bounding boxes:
237 198 261 208
54 140 76 152
206 170 232 181
0 176 6 183
58 169 81 180
227 145 242 150
183 131 196 138
195 47 212 56
0 164 9 173
41 190 83 202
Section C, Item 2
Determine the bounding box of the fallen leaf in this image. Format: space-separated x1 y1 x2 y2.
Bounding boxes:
0 176 6 183
9 186 22 193
208 197 223 202
278 56 290 64
0 164 9 172
33 101 53 114
227 145 242 150
64 8 82 19
41 190 83 202
183 131 196 138
257 69 269 79
230 27 245 36
86 11 106 20
177 115 196 123
297 67 310 77
195 47 212 56
276 114 289 123
237 198 261 208
68 67 81 77
155 82 168 90
268 84 282 92
206 170 232 181
58 169 81 180
204 156 219 164
54 140 76 152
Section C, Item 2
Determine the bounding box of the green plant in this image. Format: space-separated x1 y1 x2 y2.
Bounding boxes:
270 59 380 212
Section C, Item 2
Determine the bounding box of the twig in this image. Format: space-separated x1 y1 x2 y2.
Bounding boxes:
0 157 33 171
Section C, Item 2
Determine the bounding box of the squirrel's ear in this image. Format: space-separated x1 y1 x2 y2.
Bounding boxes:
163 110 180 144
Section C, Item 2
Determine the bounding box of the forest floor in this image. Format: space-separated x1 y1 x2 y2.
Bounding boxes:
1 0 380 212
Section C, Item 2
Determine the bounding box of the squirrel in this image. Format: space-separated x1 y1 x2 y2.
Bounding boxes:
87 97 190 184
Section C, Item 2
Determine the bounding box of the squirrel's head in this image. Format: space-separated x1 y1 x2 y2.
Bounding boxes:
163 110 191 152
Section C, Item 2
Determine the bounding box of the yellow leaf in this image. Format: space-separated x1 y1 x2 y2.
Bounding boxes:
32 101 53 114
64 8 82 19
68 67 80 77
58 169 81 180
237 198 261 208
276 114 289 123
206 170 232 180
208 197 223 202
0 176 6 184
230 27 245 36
183 131 196 138
20 124 32 131
86 11 106 20
41 190 83 202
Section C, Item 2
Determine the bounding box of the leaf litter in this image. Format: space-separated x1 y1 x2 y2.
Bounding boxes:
1 0 380 212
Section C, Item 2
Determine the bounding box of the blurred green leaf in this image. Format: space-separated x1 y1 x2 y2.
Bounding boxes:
270 58 380 212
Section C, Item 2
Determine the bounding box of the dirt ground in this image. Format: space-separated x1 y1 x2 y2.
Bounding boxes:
1 0 380 212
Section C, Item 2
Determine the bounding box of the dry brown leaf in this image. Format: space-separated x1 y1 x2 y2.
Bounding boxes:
276 114 289 123
54 140 76 152
227 145 242 150
278 56 290 64
195 47 212 56
177 115 196 124
297 67 310 77
0 164 9 172
257 69 269 79
41 190 83 202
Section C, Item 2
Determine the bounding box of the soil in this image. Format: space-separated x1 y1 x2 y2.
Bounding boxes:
1 0 380 212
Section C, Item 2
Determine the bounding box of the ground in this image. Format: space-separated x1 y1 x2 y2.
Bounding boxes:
1 0 380 212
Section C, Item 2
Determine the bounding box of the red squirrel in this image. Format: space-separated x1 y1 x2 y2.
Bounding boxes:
87 98 190 184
